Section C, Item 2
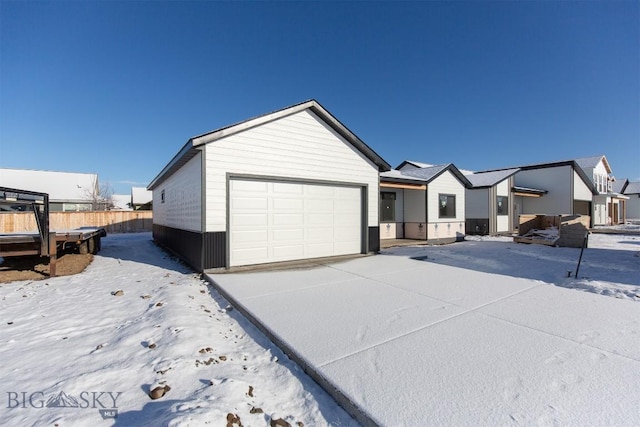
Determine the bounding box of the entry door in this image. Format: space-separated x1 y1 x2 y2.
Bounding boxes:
229 179 362 266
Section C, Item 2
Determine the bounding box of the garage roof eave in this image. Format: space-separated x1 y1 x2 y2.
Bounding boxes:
147 142 199 190
190 99 391 172
380 175 429 186
512 186 548 196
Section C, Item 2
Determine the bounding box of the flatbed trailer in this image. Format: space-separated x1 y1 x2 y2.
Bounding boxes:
0 228 106 255
0 187 106 276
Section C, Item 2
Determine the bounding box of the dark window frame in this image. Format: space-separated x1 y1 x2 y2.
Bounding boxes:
496 196 508 215
438 193 456 219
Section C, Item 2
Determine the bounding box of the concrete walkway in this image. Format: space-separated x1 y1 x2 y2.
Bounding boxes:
206 254 640 426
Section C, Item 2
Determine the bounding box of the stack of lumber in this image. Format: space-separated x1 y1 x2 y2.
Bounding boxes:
515 214 589 248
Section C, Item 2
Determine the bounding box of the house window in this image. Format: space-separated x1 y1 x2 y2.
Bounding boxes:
380 192 396 222
161 189 165 203
438 194 456 218
496 196 508 215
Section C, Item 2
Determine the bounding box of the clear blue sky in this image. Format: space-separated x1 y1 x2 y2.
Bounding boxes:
1 1 638 194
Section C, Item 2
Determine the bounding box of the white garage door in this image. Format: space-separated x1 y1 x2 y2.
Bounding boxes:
229 179 362 267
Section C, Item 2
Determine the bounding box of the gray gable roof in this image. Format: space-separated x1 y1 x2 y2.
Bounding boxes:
478 159 598 195
402 164 449 181
396 160 433 170
575 155 611 173
575 155 603 169
466 168 519 188
149 100 391 189
625 181 640 195
380 164 472 187
611 179 628 194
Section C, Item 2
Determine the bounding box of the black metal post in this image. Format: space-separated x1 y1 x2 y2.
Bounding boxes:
574 232 589 278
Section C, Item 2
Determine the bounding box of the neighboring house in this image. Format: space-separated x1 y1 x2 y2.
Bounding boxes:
111 194 133 211
148 100 390 271
131 187 152 210
575 155 628 225
0 168 100 211
379 162 471 244
464 168 519 235
511 160 597 228
473 160 597 230
617 179 640 222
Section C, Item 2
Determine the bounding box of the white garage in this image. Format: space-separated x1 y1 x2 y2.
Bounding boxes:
229 179 362 266
148 100 390 271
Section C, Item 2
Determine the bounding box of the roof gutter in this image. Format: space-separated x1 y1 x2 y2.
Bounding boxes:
147 141 198 190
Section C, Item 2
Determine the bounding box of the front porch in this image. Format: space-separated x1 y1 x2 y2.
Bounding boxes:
379 238 431 249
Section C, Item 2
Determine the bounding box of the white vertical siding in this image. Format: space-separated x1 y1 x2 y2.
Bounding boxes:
516 166 572 214
573 171 593 201
152 153 202 232
204 110 379 232
465 188 489 218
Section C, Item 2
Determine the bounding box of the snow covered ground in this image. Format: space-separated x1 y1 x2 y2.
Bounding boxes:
1 231 638 427
210 230 640 426
385 231 640 301
0 233 357 427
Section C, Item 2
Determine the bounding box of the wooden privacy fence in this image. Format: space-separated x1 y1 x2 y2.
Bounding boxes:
0 211 153 234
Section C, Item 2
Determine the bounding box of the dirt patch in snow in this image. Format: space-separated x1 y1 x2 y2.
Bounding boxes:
0 253 93 283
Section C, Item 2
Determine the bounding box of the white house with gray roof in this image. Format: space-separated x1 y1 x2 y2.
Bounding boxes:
469 157 602 230
379 162 471 243
575 155 628 225
464 168 519 235
0 168 100 211
148 100 390 271
615 179 640 222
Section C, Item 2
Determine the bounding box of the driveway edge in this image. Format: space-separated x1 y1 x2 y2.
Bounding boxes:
204 274 379 427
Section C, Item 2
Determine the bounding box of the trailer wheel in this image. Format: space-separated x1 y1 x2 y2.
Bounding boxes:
89 236 100 254
78 241 89 255
87 237 96 254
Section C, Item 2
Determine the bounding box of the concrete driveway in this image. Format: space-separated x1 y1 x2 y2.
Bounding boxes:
206 253 640 426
